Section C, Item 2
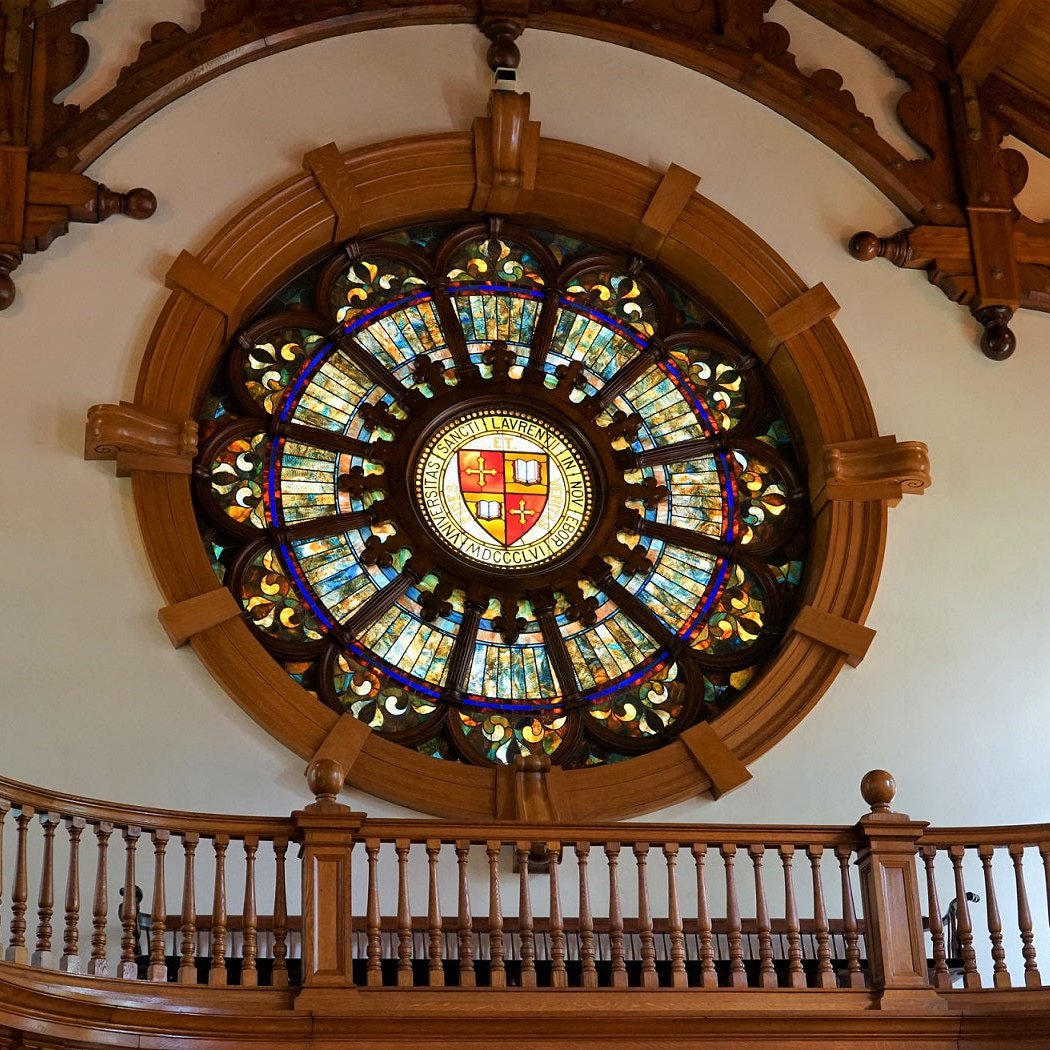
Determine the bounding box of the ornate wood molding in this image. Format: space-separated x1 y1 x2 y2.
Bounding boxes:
0 146 154 310
471 89 538 214
822 436 932 507
91 127 928 820
84 402 197 477
4 0 1050 350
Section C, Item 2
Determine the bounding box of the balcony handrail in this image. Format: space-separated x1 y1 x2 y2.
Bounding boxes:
0 774 295 839
0 767 1047 1004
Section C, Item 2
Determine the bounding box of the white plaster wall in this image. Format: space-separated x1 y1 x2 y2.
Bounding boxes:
3 12 1050 838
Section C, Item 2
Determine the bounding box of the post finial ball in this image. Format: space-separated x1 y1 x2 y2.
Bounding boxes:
0 272 14 311
306 757 344 799
860 769 896 811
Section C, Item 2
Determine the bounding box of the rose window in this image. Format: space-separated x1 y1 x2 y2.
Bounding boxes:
194 219 808 768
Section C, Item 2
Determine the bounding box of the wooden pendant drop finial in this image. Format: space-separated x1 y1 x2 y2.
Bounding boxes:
973 304 1016 361
481 17 524 72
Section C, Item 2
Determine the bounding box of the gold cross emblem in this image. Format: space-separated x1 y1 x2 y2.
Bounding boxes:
509 498 536 525
465 454 498 488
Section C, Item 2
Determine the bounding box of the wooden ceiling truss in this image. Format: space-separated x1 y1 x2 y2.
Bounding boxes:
2 0 1050 356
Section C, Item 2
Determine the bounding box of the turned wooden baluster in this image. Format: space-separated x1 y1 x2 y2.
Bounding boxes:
516 841 536 988
0 797 7 915
119 825 141 979
692 844 717 988
808 845 836 989
396 838 413 986
664 843 687 988
486 841 506 989
1041 843 1050 953
548 842 567 988
605 841 627 988
576 842 597 988
835 844 864 988
978 845 1010 988
32 811 60 967
0 801 7 949
1009 844 1041 987
634 842 658 988
87 821 112 976
178 832 198 984
949 845 981 988
59 816 85 974
721 844 746 988
6 804 34 964
921 846 950 990
241 836 259 987
147 829 169 982
454 840 475 987
208 834 229 986
425 839 444 986
780 845 805 989
272 837 289 989
749 844 776 988
365 838 382 987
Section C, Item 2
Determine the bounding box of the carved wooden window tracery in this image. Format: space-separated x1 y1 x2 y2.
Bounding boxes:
85 129 929 819
193 219 809 769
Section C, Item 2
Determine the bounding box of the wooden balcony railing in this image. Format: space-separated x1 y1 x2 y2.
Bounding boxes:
0 765 1047 1008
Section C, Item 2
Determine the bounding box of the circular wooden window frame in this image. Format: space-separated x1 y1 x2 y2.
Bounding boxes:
128 131 903 821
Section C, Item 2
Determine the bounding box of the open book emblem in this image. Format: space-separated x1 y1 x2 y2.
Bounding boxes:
457 450 549 546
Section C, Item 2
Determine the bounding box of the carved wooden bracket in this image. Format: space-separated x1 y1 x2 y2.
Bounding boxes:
0 145 154 311
495 753 564 821
3 0 1050 356
849 209 1050 361
472 89 539 215
0 1 157 312
821 436 931 506
845 5 1043 361
84 401 197 476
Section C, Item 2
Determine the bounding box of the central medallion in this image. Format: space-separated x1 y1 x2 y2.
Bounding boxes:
414 407 594 572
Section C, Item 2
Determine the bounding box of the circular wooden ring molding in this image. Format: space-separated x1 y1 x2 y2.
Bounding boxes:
130 132 893 821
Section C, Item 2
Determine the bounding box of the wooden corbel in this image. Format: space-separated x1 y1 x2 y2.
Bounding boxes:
0 148 155 311
848 3 1036 361
495 752 564 821
0 2 156 311
472 89 539 216
820 435 931 507
84 401 197 476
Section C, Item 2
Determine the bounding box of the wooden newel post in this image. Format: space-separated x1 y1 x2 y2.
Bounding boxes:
293 759 364 992
854 770 943 1011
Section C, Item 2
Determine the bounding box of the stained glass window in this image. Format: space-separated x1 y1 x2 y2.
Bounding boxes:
193 220 808 767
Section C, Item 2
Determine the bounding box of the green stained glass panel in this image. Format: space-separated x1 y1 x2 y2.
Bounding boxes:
690 562 767 657
329 256 427 325
238 547 324 645
207 431 268 529
447 235 545 288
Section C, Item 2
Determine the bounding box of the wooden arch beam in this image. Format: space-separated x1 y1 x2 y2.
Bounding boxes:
7 0 1050 355
0 0 982 312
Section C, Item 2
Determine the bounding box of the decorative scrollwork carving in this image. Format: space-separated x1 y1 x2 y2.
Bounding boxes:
84 402 197 465
823 436 931 504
